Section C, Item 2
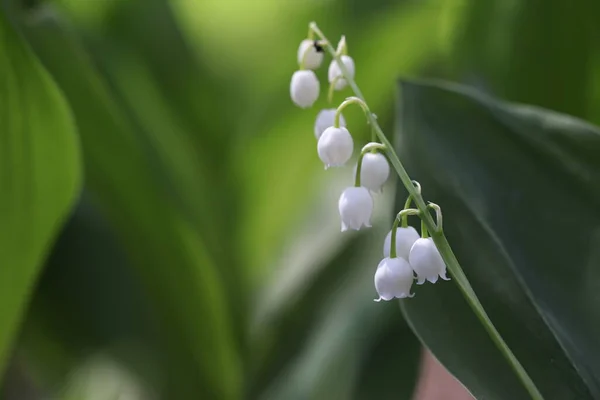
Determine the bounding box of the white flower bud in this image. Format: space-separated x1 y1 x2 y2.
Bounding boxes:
338 186 372 231
328 55 355 90
359 152 390 192
317 126 353 168
383 226 420 259
297 39 324 70
314 109 346 140
290 70 320 108
408 238 450 285
374 257 414 302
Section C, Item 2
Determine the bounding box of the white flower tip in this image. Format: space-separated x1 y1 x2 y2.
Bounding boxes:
374 297 383 303
297 39 324 70
416 278 425 285
440 273 451 281
290 70 320 108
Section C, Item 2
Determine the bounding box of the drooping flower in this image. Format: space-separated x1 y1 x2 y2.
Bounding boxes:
374 257 414 301
338 186 372 231
290 70 320 108
382 226 420 260
358 152 390 192
328 55 355 90
408 238 450 284
317 126 353 168
314 109 346 140
297 39 324 70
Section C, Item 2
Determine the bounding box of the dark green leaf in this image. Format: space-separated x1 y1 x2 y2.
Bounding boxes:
0 12 81 376
396 79 600 399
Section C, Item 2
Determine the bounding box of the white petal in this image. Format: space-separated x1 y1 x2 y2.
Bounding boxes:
290 70 320 108
317 126 354 167
338 186 373 231
297 39 324 70
314 109 346 140
374 257 414 301
359 152 390 192
409 238 447 284
383 226 420 259
327 55 355 90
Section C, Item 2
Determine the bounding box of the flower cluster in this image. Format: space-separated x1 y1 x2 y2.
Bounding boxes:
290 28 450 303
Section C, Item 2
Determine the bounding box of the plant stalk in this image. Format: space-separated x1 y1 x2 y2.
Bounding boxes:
309 21 543 400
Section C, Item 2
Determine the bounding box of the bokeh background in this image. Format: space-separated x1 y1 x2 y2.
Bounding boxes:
1 0 599 399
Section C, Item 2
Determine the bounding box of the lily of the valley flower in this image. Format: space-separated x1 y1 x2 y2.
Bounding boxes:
314 109 346 140
338 186 372 231
328 55 355 90
317 126 353 168
408 238 450 284
358 152 390 192
383 226 420 260
374 257 414 301
290 70 320 108
297 39 324 70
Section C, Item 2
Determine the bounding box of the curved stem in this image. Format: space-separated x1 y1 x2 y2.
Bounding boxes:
333 97 371 128
335 96 370 128
309 21 544 400
354 153 364 187
390 209 420 258
428 202 443 233
402 181 421 227
328 75 343 103
355 143 386 187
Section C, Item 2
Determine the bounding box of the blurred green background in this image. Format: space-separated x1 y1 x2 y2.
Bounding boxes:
0 0 599 399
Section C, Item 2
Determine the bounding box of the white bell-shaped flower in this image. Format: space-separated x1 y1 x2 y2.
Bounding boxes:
290 70 320 108
382 226 420 259
314 109 346 140
374 257 414 301
338 186 372 231
359 152 390 192
328 55 355 90
317 126 353 168
408 238 450 284
297 39 323 70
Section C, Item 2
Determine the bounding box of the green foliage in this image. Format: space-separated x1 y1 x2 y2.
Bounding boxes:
397 79 600 399
0 11 81 378
1 0 600 399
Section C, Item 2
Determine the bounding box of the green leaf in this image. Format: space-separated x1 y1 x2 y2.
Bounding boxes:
0 13 81 375
5 6 241 399
396 78 600 399
449 0 600 121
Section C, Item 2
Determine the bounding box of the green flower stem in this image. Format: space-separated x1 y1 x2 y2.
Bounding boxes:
391 209 420 258
328 76 343 104
334 97 369 127
402 181 421 227
428 202 443 233
421 217 429 239
309 22 544 400
355 143 386 187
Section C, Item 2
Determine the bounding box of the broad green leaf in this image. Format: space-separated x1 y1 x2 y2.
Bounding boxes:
5 6 241 399
449 0 599 121
0 13 81 375
396 79 600 399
